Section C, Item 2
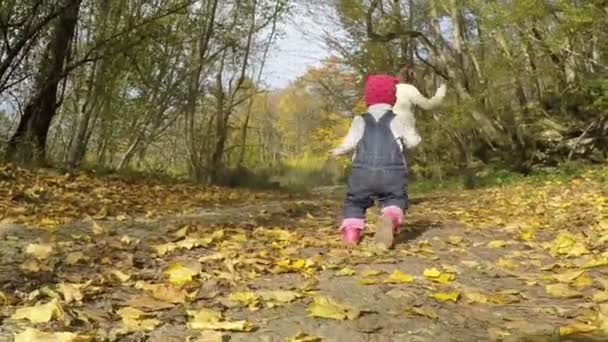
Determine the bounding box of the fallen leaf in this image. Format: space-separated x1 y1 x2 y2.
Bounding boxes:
545 283 583 299
496 258 517 270
307 296 360 320
111 269 131 283
573 273 593 288
127 295 175 311
581 256 608 269
447 236 464 245
358 277 382 285
549 232 589 257
518 229 535 241
405 306 438 320
430 291 460 302
552 270 585 283
65 251 87 265
335 267 356 276
14 328 91 342
187 308 253 331
384 270 414 284
361 269 382 277
464 292 488 304
152 242 178 256
164 262 200 286
487 240 507 249
91 220 105 235
289 332 322 342
135 281 188 303
190 331 225 342
593 291 608 303
559 323 598 336
228 291 259 309
257 290 301 306
177 236 212 250
11 298 64 323
116 306 160 332
423 268 454 284
59 282 87 304
25 243 53 260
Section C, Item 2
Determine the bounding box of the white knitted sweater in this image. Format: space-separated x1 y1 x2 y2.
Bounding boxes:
331 83 446 156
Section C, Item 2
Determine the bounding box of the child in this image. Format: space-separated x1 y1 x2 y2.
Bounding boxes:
331 74 446 247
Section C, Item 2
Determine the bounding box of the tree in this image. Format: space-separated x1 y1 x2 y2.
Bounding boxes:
5 0 82 164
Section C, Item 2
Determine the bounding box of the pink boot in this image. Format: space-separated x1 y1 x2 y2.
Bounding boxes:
381 206 404 235
340 218 364 245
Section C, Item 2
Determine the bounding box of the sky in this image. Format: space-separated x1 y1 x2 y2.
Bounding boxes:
261 7 333 90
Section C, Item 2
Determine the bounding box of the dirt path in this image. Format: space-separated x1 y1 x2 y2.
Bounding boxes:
1 180 608 342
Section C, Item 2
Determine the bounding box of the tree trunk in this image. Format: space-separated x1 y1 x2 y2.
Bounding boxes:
210 0 257 183
5 0 82 164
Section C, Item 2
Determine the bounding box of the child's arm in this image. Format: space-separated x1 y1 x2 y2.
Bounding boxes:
330 116 364 156
398 83 447 110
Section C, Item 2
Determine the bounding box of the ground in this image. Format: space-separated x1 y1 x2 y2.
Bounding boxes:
1 165 608 342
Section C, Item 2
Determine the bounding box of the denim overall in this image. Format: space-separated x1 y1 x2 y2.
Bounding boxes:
341 111 408 219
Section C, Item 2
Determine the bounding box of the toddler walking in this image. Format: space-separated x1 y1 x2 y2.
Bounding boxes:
331 74 446 247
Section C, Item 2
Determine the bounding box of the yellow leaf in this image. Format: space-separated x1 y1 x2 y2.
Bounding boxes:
496 258 517 270
573 273 593 288
423 268 454 284
518 229 535 241
406 306 438 320
257 290 301 305
447 236 463 245
559 323 598 336
358 277 382 285
11 298 64 323
552 270 585 283
464 292 488 304
289 332 322 342
177 236 213 250
116 306 160 332
384 270 414 284
91 220 105 235
593 291 608 303
430 291 460 302
307 296 360 320
65 251 87 265
14 328 91 342
423 268 441 278
545 284 583 299
190 331 225 342
292 259 307 270
582 256 608 269
111 269 131 283
135 281 188 303
164 262 200 286
549 232 588 257
335 267 356 276
58 283 85 304
187 308 253 331
173 227 189 239
487 240 507 249
25 243 53 260
228 291 259 308
362 269 382 277
152 242 178 256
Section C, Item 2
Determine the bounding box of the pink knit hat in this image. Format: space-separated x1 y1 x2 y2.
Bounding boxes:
364 74 401 106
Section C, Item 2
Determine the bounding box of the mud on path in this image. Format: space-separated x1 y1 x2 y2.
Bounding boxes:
1 180 608 342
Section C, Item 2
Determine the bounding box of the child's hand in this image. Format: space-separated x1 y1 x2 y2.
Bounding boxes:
437 84 447 98
329 148 343 157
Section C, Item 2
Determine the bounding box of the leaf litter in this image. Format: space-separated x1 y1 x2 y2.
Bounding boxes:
1 164 608 340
